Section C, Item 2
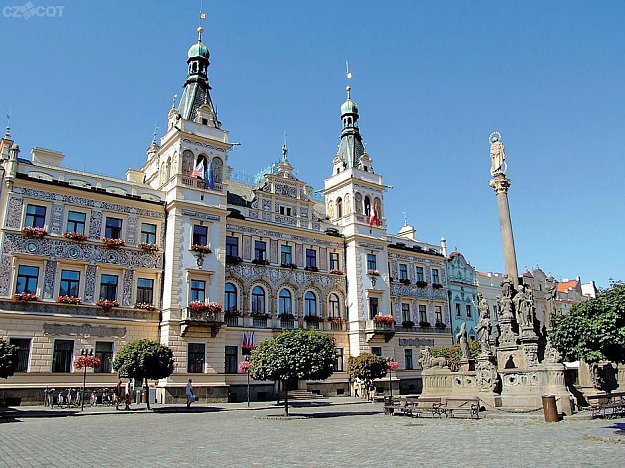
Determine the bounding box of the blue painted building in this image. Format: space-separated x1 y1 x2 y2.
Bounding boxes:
446 251 478 342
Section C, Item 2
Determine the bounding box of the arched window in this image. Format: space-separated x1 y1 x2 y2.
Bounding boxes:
374 197 382 218
305 291 317 316
336 198 343 218
182 150 194 175
212 157 223 184
251 286 265 314
278 289 292 315
224 283 237 312
329 293 341 318
355 192 363 214
194 155 208 178
364 196 371 216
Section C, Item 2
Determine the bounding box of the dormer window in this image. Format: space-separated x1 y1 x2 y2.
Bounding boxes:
202 118 208 125
279 206 292 216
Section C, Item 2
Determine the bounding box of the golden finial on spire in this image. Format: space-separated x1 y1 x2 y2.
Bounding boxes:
197 26 204 42
346 85 351 99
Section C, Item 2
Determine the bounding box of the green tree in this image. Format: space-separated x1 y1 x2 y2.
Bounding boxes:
251 329 336 416
430 341 481 371
347 353 388 391
112 339 174 410
550 282 625 364
0 338 18 379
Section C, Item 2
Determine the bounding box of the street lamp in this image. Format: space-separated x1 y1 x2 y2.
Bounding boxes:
80 348 93 411
387 357 399 398
245 356 251 407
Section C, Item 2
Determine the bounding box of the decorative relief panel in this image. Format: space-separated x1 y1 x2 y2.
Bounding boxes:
270 240 278 264
242 235 252 260
5 196 23 229
295 244 303 266
43 260 57 299
126 216 138 247
122 269 134 307
181 209 220 222
262 212 272 221
276 215 296 226
261 199 271 211
300 207 309 218
226 264 345 293
226 224 341 248
0 255 12 295
181 138 227 153
44 323 127 338
84 265 97 303
88 210 103 240
319 248 327 271
50 204 65 235
275 184 297 197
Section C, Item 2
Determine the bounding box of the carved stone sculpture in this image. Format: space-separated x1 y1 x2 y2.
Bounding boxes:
456 322 469 360
476 359 500 392
489 132 507 176
418 347 448 370
475 293 492 355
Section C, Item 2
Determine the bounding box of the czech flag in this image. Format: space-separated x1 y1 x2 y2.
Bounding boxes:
369 201 381 227
191 158 205 178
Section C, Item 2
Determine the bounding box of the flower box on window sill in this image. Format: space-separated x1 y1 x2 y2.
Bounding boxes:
402 320 415 328
250 311 272 319
96 299 120 310
281 263 298 270
435 322 447 329
138 243 159 253
278 313 295 321
224 309 241 318
226 255 242 265
63 232 88 242
399 279 411 285
134 303 158 311
432 283 443 290
189 301 222 315
14 292 39 302
328 316 345 324
56 295 81 305
22 227 48 239
252 259 270 266
304 315 324 323
304 266 319 272
416 281 428 288
102 238 125 249
373 315 395 324
367 270 380 276
190 244 211 254
329 269 344 276
419 321 431 328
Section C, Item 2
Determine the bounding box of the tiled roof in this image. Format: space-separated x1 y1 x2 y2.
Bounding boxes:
557 280 578 292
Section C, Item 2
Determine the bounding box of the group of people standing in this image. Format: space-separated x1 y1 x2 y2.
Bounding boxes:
353 379 377 401
114 379 133 410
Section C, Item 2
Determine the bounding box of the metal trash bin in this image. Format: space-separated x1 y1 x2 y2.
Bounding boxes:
542 394 559 422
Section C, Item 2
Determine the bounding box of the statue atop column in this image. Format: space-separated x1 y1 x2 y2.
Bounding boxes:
514 284 537 339
489 131 507 176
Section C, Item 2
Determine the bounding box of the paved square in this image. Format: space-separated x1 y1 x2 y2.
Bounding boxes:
0 403 623 467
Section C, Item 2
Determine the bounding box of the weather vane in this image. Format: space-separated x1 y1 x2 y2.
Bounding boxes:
345 60 352 80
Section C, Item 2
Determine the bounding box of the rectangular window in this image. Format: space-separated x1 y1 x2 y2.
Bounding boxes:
419 304 428 323
329 252 340 271
492 305 498 320
99 274 118 301
94 342 113 373
226 236 239 257
305 249 317 268
466 304 472 318
225 346 238 374
371 347 382 357
432 268 440 285
416 266 424 282
192 225 208 246
52 339 74 373
66 211 86 234
254 241 266 261
456 303 461 316
25 204 46 228
16 265 39 294
399 264 408 281
9 338 31 372
435 305 443 323
190 280 206 303
335 348 344 372
401 303 411 322
136 278 154 304
369 297 379 319
279 206 292 216
367 254 377 271
188 343 206 373
59 269 80 297
405 349 414 370
140 223 157 244
281 245 293 265
104 217 123 239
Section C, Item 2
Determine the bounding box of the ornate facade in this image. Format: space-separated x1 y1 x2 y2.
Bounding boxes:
0 28 452 404
446 251 479 341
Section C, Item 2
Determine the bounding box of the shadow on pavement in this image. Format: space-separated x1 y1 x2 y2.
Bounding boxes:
153 406 225 414
303 410 381 418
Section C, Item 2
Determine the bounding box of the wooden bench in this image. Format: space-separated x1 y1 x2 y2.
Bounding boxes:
383 397 416 416
412 397 444 418
587 392 625 418
444 398 480 419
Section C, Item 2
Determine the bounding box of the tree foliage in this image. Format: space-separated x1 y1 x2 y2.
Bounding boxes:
347 353 388 383
550 283 625 363
251 329 336 415
0 338 18 379
112 339 174 409
430 341 481 371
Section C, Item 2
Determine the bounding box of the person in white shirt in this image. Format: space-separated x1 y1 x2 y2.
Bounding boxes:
185 379 194 408
124 379 132 410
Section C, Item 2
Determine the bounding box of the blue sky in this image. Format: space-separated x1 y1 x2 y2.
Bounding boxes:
1 1 623 287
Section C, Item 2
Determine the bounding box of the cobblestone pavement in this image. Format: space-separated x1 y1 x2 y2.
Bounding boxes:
0 403 623 467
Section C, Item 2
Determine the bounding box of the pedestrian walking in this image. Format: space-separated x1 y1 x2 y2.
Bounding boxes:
185 379 194 408
115 379 122 410
353 378 360 398
124 379 132 410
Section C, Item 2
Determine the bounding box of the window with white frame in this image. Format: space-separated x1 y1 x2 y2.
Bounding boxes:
66 211 86 234
140 223 157 244
329 252 340 271
24 204 46 228
432 268 440 285
329 294 341 318
15 265 39 294
192 225 208 246
99 274 118 301
281 245 293 265
305 291 317 316
419 304 428 323
59 269 80 297
190 280 206 302
401 303 411 322
251 286 265 313
435 305 443 323
136 278 154 304
224 283 237 312
399 264 408 281
104 217 123 239
416 266 424 282
278 288 292 315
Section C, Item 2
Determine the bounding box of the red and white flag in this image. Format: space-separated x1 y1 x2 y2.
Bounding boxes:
369 201 381 227
191 158 205 178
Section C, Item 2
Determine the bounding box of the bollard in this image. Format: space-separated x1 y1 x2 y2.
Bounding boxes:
542 394 559 422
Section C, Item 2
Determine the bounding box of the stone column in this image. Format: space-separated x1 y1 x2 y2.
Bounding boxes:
489 175 519 286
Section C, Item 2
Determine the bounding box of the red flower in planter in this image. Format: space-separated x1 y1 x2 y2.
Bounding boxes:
102 238 126 249
63 232 88 241
73 356 102 370
373 315 395 324
387 360 400 371
57 295 81 305
96 299 120 310
14 292 39 302
22 227 48 238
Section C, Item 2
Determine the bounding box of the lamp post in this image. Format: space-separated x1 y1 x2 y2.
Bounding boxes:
80 348 93 411
245 356 251 407
387 357 399 398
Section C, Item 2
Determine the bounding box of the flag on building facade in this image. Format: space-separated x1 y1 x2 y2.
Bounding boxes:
191 158 205 178
205 160 215 190
369 201 381 227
